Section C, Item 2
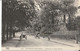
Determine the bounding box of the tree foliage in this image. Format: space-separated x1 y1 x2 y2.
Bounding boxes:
36 0 77 33
38 1 62 34
60 0 77 24
3 0 36 30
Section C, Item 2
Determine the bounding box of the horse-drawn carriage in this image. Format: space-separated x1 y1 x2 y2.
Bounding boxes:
20 33 27 40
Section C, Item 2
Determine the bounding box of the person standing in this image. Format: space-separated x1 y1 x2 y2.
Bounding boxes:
35 31 40 39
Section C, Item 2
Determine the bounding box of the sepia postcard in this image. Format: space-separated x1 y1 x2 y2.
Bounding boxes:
1 0 80 51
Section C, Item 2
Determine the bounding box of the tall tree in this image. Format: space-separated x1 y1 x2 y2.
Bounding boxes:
39 1 61 34
60 0 77 24
60 0 77 30
2 0 36 42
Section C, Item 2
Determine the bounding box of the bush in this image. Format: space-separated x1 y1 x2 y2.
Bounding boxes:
66 18 77 31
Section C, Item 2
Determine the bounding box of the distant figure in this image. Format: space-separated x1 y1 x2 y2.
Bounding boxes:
48 35 50 41
35 31 40 39
47 33 52 41
20 33 27 41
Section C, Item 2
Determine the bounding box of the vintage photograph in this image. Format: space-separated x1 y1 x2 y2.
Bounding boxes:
2 0 80 50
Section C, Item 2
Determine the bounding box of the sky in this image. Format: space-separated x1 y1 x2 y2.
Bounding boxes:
74 0 80 16
74 0 80 7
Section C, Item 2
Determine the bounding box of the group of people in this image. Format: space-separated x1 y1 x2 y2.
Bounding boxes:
19 31 51 41
19 31 40 41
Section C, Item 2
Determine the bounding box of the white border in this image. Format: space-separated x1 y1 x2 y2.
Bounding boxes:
0 0 2 51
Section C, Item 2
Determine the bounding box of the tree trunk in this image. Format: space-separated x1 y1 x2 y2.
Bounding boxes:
63 14 66 24
13 30 15 37
75 34 78 44
2 22 5 43
9 24 12 39
68 14 71 24
6 23 9 40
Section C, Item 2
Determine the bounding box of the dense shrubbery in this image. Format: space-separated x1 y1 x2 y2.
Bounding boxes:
66 16 80 31
66 19 77 31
